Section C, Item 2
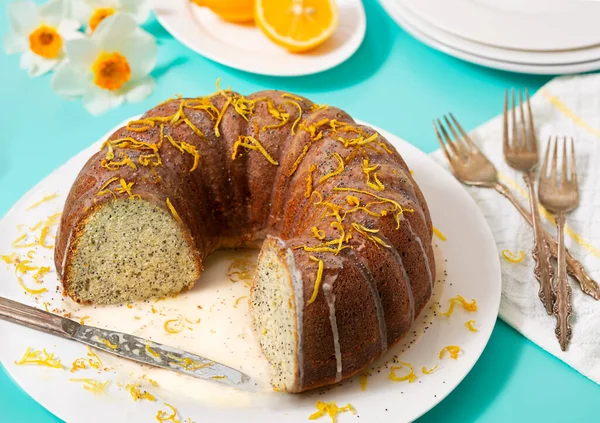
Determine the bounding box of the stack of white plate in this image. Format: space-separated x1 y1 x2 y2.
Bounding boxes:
380 0 600 74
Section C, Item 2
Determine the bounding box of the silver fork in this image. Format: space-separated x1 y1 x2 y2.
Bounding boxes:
539 137 579 351
432 114 599 301
503 88 554 314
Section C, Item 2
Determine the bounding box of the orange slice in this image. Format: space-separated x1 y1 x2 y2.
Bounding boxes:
255 0 339 53
191 0 254 23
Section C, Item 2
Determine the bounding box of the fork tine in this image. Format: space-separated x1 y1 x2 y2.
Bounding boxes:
561 136 568 185
541 136 552 180
437 119 461 158
450 113 482 154
551 136 558 183
518 90 528 150
525 88 537 153
511 88 518 148
503 90 510 152
570 137 577 185
432 120 454 164
443 115 469 155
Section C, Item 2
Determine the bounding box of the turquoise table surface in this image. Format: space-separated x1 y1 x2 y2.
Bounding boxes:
1 1 598 421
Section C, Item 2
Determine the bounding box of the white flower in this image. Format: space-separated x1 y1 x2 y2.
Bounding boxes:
51 13 157 115
4 0 82 77
71 0 150 33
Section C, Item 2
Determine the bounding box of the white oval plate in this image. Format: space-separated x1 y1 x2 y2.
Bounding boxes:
403 0 600 51
391 0 600 66
0 117 501 423
152 0 366 76
381 0 600 75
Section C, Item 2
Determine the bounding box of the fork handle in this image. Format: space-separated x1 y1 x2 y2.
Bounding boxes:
495 182 600 300
523 172 555 314
554 212 573 351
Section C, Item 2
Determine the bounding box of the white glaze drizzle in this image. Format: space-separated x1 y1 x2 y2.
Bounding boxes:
381 235 415 326
403 217 434 292
349 250 388 353
322 274 342 382
60 229 73 276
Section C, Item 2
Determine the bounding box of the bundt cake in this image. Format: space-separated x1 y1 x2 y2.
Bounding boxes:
54 84 435 393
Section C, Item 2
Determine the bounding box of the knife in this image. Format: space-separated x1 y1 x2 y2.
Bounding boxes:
0 296 255 390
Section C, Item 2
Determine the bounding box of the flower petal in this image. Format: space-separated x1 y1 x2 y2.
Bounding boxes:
123 75 155 103
70 1 94 25
52 63 89 98
83 85 124 115
65 38 102 67
119 28 156 79
40 0 70 27
20 51 59 77
120 0 151 23
58 19 82 40
4 32 27 54
93 13 137 51
8 1 40 35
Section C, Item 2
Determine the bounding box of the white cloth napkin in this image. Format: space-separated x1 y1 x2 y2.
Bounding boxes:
430 74 600 384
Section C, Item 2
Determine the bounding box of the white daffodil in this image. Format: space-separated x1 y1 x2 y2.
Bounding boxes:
51 13 156 115
71 0 151 33
4 0 81 77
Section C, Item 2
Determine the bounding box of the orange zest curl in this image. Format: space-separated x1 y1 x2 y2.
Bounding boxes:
166 198 183 224
305 164 317 198
126 383 156 402
309 401 356 422
15 347 63 369
234 296 248 308
319 152 345 183
145 344 161 358
70 378 110 395
351 223 391 248
432 226 446 241
156 403 193 423
439 345 461 360
422 364 438 374
362 158 385 191
440 295 477 317
26 193 59 211
311 226 326 240
164 316 184 334
359 372 368 391
288 145 310 177
306 256 324 305
502 249 525 263
168 354 213 371
231 135 278 165
464 320 478 332
334 187 411 229
389 361 416 383
166 135 200 172
98 338 118 350
101 151 138 171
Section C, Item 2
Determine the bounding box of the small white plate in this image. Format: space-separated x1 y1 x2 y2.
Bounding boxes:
0 117 501 423
153 0 366 76
381 0 600 75
403 0 600 51
393 0 600 66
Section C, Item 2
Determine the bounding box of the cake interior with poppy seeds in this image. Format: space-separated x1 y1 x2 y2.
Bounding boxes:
55 85 435 392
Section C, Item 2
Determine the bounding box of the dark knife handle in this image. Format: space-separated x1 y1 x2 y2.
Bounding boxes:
0 296 79 339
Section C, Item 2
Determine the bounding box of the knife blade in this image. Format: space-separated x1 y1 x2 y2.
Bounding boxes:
0 296 256 390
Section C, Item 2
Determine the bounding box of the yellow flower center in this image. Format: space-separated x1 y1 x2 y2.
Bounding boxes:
28 25 62 59
92 52 132 91
89 8 115 32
